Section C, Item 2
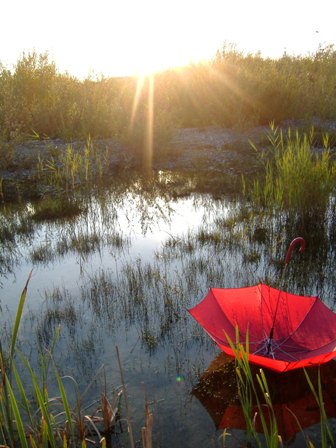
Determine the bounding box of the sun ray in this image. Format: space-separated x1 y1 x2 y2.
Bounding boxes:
130 75 145 132
144 74 154 174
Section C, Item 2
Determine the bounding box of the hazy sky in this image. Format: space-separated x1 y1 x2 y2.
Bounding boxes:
1 0 335 78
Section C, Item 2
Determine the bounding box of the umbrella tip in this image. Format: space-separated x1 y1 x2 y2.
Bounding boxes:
285 237 306 265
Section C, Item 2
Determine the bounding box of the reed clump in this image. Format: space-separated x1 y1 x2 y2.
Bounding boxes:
244 123 336 217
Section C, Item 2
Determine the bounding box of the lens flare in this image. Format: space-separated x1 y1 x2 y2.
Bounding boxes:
176 375 185 383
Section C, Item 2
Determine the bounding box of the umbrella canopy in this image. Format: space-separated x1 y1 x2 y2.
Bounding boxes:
192 352 336 442
189 283 336 372
189 237 336 372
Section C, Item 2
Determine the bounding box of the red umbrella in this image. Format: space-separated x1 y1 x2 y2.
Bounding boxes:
189 238 336 372
192 352 336 442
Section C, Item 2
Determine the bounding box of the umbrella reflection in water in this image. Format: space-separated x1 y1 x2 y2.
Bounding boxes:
192 352 336 443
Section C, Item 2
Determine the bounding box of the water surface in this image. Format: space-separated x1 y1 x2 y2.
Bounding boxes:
1 172 335 447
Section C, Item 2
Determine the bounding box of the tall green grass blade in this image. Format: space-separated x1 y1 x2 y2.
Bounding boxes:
304 368 335 448
9 270 33 369
0 339 15 445
29 434 38 447
317 370 334 447
18 352 57 448
54 364 75 442
6 374 29 448
12 362 37 433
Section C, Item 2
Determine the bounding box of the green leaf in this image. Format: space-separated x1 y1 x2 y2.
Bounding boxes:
9 271 33 369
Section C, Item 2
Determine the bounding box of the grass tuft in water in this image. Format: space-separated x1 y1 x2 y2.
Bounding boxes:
32 197 84 221
245 124 336 218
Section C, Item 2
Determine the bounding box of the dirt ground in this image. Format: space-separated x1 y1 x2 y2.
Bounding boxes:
1 119 335 183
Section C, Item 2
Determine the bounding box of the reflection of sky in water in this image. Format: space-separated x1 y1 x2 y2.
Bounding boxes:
1 194 229 310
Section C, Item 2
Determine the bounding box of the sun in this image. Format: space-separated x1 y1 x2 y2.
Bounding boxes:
121 31 198 77
100 1 220 78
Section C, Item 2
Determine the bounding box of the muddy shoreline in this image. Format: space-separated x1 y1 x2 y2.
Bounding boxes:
1 120 335 201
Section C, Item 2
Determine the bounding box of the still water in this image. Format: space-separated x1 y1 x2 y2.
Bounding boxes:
1 172 336 447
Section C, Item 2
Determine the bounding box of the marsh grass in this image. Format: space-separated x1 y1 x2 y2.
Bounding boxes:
304 370 335 447
1 177 336 446
226 330 280 447
37 137 111 192
245 124 336 217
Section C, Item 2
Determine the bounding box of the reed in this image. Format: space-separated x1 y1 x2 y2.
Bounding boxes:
245 124 336 217
37 137 111 191
304 369 335 447
226 330 280 447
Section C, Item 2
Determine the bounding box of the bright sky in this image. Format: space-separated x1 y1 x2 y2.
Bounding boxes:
1 0 335 78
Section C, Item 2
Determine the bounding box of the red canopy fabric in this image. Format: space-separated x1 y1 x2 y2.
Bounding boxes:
189 284 336 372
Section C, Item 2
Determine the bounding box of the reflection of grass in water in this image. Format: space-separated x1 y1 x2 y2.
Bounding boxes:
30 244 55 264
31 197 84 221
70 232 101 255
1 172 336 445
29 233 102 265
3 195 336 446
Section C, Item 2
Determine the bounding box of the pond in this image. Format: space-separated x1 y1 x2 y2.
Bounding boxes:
1 170 336 447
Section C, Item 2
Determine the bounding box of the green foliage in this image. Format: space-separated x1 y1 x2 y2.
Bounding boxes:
245 124 336 217
304 369 335 447
36 137 112 192
1 47 336 151
226 330 280 447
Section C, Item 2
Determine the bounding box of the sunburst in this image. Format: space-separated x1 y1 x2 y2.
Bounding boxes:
129 74 155 173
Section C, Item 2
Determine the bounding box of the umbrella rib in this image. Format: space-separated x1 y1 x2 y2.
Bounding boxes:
265 334 336 361
279 336 336 356
273 297 319 348
257 284 273 338
271 343 302 361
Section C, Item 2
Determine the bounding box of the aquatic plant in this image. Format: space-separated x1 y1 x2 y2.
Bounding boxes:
36 137 112 192
244 124 336 217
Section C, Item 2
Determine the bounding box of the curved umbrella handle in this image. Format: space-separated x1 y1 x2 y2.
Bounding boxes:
284 237 306 265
